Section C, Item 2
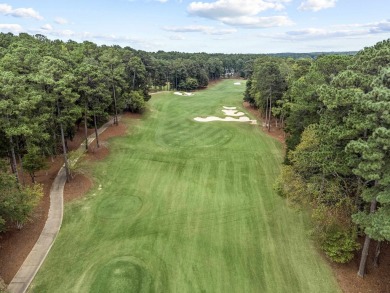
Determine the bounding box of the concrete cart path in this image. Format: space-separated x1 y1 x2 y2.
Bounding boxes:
8 117 120 293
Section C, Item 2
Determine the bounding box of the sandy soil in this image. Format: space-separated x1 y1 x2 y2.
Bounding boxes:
174 92 194 96
222 109 245 116
194 116 253 122
194 106 256 124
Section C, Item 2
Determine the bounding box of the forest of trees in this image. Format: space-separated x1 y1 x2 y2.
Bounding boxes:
245 39 390 276
0 32 266 235
0 31 388 280
0 32 155 233
1 32 340 234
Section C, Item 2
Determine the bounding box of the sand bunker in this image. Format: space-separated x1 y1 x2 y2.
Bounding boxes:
194 106 257 124
234 82 241 85
195 116 250 122
174 92 194 96
222 109 245 117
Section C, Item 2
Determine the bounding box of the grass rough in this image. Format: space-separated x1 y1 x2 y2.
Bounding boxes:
30 80 340 293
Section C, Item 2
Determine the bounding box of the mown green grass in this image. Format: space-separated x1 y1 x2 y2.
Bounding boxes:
31 80 340 293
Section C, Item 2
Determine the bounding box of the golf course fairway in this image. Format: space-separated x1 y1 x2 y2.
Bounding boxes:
30 80 340 293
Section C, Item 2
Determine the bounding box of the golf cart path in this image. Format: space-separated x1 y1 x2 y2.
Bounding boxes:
8 117 119 293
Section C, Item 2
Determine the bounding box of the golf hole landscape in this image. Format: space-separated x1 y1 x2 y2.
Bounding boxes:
30 80 340 293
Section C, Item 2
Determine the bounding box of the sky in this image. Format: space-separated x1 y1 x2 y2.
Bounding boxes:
0 0 389 53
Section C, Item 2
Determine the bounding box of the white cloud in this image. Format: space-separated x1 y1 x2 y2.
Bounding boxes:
286 28 361 39
220 15 293 28
52 29 75 38
169 34 185 40
74 32 159 49
0 4 12 13
0 3 43 20
188 0 288 18
187 0 292 28
55 17 68 25
163 25 237 35
298 0 336 12
156 0 168 2
41 24 53 31
262 19 390 40
0 23 23 33
369 19 390 34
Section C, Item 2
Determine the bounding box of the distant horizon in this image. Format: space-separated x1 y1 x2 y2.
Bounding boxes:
0 0 389 53
6 31 370 56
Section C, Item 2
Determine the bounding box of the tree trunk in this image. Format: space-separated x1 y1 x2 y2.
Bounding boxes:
373 241 381 268
17 152 25 185
268 97 272 132
9 136 20 183
357 198 377 277
132 70 136 89
60 122 71 182
84 101 88 151
93 113 100 148
16 139 25 185
111 65 118 126
264 96 269 128
52 126 57 156
30 172 35 184
267 86 272 132
320 173 325 196
113 84 118 126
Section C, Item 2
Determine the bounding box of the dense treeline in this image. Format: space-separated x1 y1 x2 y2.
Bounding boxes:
245 39 390 276
0 30 382 279
0 32 258 234
148 50 356 91
268 51 356 59
0 32 155 232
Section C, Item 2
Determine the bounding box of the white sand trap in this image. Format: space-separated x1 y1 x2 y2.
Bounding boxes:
194 116 256 124
174 92 194 96
234 82 241 85
194 106 256 124
222 109 245 117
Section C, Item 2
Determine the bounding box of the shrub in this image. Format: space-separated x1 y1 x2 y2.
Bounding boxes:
0 160 43 232
321 230 360 263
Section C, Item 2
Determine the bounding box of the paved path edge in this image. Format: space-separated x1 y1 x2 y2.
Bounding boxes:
7 117 120 293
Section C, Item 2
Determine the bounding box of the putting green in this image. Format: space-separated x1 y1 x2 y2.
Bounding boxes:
30 80 340 293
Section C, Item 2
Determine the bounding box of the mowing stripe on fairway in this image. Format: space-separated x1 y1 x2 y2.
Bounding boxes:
30 80 340 293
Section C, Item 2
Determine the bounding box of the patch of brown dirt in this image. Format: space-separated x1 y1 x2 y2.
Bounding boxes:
0 115 132 285
67 126 95 151
100 119 128 140
123 112 143 120
86 145 110 161
85 118 129 161
243 102 286 144
64 174 93 203
329 240 390 293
